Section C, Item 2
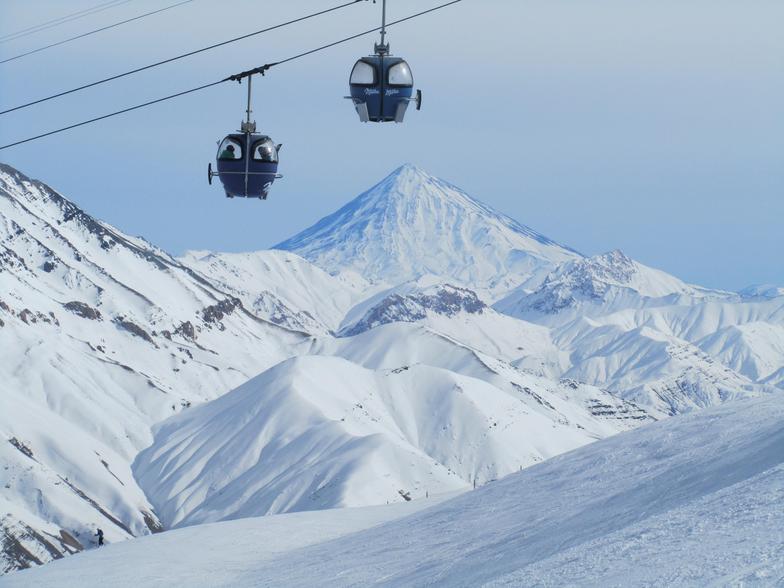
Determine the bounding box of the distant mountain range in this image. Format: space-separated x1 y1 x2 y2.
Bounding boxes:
1 162 781 575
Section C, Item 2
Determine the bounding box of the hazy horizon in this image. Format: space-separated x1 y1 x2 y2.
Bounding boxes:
1 0 782 290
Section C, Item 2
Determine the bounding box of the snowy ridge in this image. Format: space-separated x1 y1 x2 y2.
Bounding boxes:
339 281 487 336
179 249 371 335
495 249 726 319
275 164 580 295
739 283 784 299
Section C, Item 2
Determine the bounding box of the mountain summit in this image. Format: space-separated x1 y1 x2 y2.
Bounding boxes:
275 164 580 295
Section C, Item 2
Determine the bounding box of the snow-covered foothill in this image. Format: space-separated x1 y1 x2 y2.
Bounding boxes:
133 354 607 528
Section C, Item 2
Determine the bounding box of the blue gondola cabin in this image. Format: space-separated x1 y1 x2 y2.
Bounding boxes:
212 133 280 199
348 55 420 123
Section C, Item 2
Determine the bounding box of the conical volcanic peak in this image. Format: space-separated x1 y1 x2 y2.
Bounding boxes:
275 165 580 294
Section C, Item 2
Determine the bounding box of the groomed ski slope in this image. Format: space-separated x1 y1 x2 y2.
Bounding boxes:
0 496 457 588
9 394 784 587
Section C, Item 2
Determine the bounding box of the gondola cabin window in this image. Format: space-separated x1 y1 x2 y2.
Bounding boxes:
218 138 242 160
350 60 376 85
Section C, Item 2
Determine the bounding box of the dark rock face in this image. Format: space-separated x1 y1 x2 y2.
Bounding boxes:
113 317 155 344
18 309 58 326
418 286 486 315
9 438 36 461
63 301 102 321
174 321 197 340
0 246 29 273
525 250 640 314
585 398 652 422
58 530 83 552
202 298 242 324
0 520 70 573
343 285 487 336
141 511 164 534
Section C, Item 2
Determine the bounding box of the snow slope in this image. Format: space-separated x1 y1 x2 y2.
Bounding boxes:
275 164 580 296
11 394 784 587
0 495 458 588
180 249 372 335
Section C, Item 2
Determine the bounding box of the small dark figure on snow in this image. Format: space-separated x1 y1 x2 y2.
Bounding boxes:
95 528 104 546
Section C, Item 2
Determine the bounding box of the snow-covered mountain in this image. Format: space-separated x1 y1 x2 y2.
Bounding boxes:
739 283 784 299
275 164 580 297
0 163 636 573
11 393 784 587
0 164 308 571
2 161 782 578
492 249 780 415
495 249 726 320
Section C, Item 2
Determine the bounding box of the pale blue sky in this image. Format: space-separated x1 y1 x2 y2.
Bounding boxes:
1 0 782 290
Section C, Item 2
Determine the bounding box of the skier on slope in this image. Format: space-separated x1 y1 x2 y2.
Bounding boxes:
95 528 104 546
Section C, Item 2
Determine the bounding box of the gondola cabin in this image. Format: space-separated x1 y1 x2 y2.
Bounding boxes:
210 133 280 199
348 55 421 123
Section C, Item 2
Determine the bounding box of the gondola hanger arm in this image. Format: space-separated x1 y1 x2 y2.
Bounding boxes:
225 63 278 83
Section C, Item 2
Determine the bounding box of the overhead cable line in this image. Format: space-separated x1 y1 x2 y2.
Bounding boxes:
0 0 367 116
0 0 196 65
0 0 465 151
0 0 135 44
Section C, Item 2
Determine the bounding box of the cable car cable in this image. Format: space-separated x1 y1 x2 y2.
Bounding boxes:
0 0 465 151
263 0 464 70
0 80 225 151
0 0 367 116
0 0 196 65
0 0 135 44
